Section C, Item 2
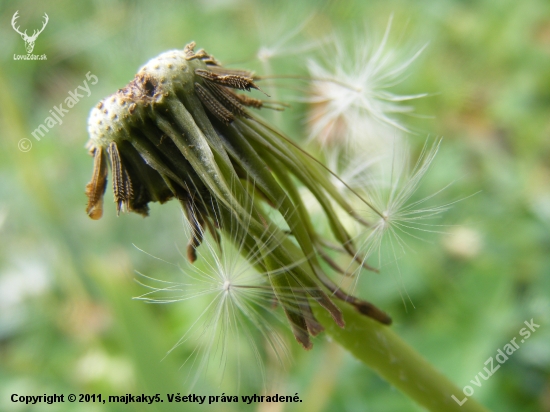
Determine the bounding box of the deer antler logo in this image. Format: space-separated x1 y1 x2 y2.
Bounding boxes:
12 11 49 54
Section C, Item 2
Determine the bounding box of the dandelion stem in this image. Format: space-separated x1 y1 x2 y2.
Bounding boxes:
314 303 491 412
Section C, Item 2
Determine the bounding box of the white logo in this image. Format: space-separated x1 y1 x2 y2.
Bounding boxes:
12 11 48 54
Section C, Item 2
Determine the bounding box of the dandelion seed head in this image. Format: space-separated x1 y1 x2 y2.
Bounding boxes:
86 40 404 367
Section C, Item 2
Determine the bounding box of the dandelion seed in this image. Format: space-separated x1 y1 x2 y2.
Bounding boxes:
347 139 462 281
306 16 428 148
134 202 308 390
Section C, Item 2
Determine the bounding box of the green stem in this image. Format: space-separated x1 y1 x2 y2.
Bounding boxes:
314 302 491 412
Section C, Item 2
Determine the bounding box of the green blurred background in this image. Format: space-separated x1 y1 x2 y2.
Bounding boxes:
1 0 549 411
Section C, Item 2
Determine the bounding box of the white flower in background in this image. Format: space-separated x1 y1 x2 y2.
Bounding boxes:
75 350 135 390
306 16 427 149
0 258 51 334
443 227 483 259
